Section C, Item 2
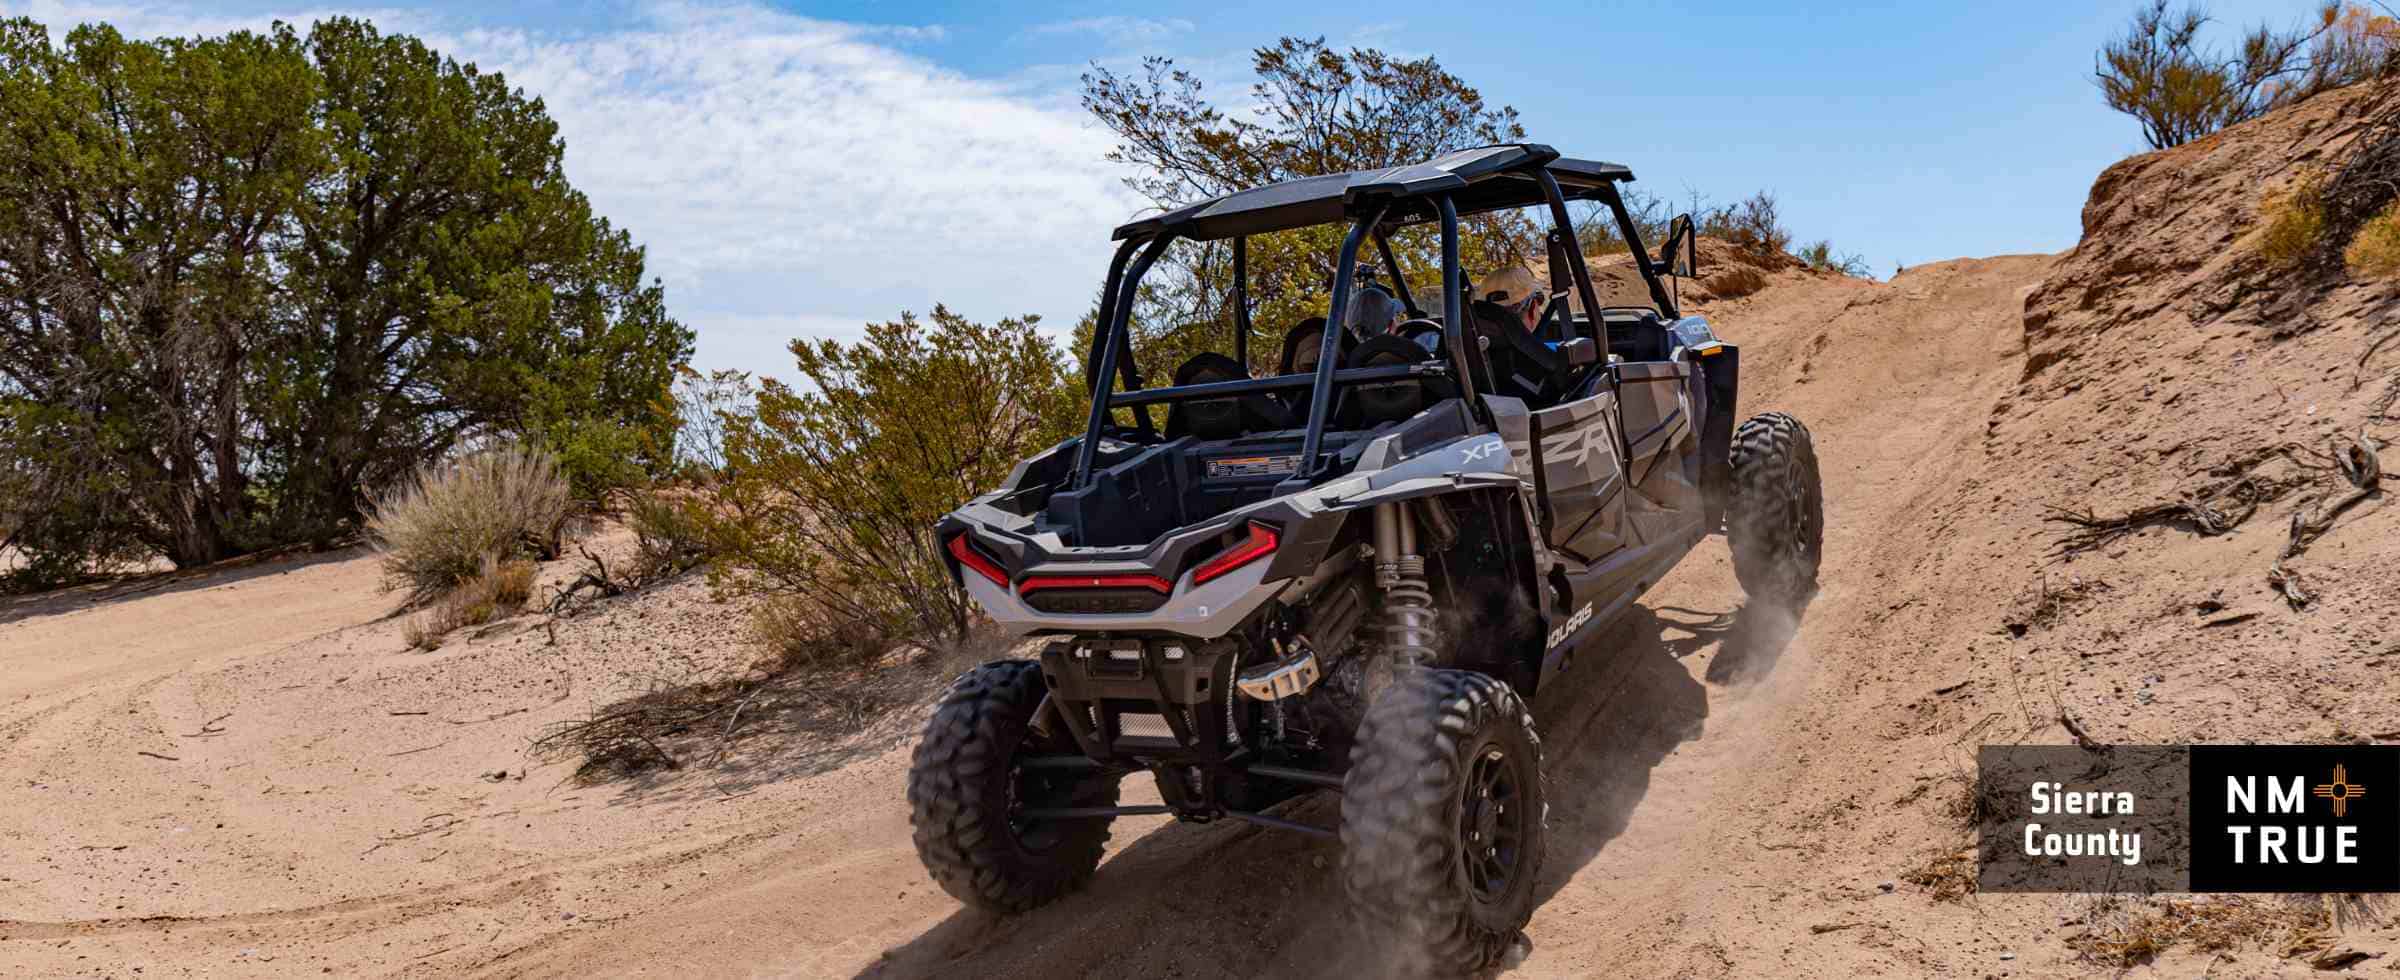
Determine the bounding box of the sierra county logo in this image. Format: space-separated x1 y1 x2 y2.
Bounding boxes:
2190 746 2400 892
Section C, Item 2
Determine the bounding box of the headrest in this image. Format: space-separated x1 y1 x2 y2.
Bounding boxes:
1395 319 1444 354
1278 316 1353 375
1348 334 1432 369
1345 335 1435 426
1167 351 1289 441
1175 351 1246 386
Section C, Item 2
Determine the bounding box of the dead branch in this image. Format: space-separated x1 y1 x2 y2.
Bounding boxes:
2058 707 2104 752
544 545 629 617
180 712 231 737
2266 432 2383 608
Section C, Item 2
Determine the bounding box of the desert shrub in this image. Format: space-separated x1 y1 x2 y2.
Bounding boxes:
710 306 1078 647
2097 2 2398 151
750 595 893 673
2256 170 2331 268
402 554 536 649
624 489 717 584
668 367 755 483
1793 240 1870 276
2343 198 2400 276
369 444 571 602
1702 192 1792 258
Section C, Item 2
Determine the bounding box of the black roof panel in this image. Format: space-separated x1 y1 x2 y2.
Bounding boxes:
1111 143 1634 242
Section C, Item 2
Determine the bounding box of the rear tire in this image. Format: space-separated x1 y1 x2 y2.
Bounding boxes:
1728 411 1824 604
907 660 1117 912
1339 668 1546 975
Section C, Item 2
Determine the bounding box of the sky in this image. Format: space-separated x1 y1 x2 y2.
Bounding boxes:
0 0 2331 378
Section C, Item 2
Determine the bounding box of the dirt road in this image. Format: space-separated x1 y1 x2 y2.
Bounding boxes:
3 253 2087 979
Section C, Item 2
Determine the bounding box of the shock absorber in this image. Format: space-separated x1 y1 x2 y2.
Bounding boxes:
1372 501 1439 667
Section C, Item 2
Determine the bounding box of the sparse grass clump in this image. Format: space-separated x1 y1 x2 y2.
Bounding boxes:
1793 240 1869 277
2342 199 2400 277
2071 895 2330 968
369 444 570 602
403 554 537 650
2256 170 2330 269
1901 848 1978 902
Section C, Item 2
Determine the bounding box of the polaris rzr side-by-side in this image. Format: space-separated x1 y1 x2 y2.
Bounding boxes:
907 144 1824 972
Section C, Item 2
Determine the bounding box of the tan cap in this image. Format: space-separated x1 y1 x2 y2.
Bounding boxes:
1474 265 1545 308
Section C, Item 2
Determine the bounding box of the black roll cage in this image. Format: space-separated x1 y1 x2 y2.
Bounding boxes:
1069 162 1675 493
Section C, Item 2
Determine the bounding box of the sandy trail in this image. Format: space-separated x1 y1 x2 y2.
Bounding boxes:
0 253 2066 979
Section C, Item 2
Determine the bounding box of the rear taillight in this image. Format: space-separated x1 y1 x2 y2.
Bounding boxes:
946 534 1007 587
1192 521 1279 585
1018 573 1173 595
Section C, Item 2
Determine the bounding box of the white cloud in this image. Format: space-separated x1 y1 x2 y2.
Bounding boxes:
1020 15 1194 48
4 0 1146 380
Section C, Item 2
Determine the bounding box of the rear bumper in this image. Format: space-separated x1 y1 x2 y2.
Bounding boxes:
961 557 1283 638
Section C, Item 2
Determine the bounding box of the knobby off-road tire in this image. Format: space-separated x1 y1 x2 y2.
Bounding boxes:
907 660 1118 912
1339 668 1546 975
1728 411 1825 604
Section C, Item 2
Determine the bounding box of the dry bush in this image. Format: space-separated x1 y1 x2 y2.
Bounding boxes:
1702 265 1771 300
2072 895 2331 967
709 308 1076 645
1701 191 1791 258
1901 848 1978 902
402 554 536 650
2002 575 2112 636
1793 239 1870 277
369 444 570 602
751 595 892 674
2343 198 2400 276
625 489 716 583
2257 170 2331 268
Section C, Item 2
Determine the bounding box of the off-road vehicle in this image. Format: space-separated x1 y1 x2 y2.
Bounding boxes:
907 144 1824 972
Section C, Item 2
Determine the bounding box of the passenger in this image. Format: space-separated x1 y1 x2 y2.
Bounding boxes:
1344 283 1405 340
1473 265 1552 333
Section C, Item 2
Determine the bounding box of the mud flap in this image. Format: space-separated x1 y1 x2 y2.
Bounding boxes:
1695 345 1739 530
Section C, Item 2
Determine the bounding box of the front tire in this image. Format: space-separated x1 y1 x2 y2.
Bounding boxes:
1728 411 1824 604
1339 668 1546 974
907 660 1117 912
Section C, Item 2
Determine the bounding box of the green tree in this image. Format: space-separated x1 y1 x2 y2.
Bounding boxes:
711 307 1077 645
2096 1 2394 150
1081 37 1532 377
0 16 690 575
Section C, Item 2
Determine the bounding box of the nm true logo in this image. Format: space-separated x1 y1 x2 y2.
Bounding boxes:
2190 746 2400 892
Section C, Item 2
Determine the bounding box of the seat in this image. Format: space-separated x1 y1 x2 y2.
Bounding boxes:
1339 334 1456 427
1165 352 1290 440
1276 317 1355 421
1395 318 1445 354
1469 300 1569 405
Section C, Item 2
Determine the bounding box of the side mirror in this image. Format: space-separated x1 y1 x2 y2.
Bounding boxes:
1663 214 1700 277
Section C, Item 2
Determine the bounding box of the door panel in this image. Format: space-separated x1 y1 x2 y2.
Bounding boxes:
1530 390 1625 563
1613 360 1704 548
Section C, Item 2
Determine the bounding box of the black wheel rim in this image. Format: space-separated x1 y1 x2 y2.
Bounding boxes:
1460 743 1527 901
1005 757 1070 851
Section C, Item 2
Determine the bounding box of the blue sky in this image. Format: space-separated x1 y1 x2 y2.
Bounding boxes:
2 0 2326 376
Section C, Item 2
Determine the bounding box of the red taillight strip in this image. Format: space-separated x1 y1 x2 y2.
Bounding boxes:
946 534 1008 587
1018 573 1173 595
1192 521 1280 585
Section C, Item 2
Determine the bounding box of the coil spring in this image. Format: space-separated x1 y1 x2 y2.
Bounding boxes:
1378 555 1439 667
